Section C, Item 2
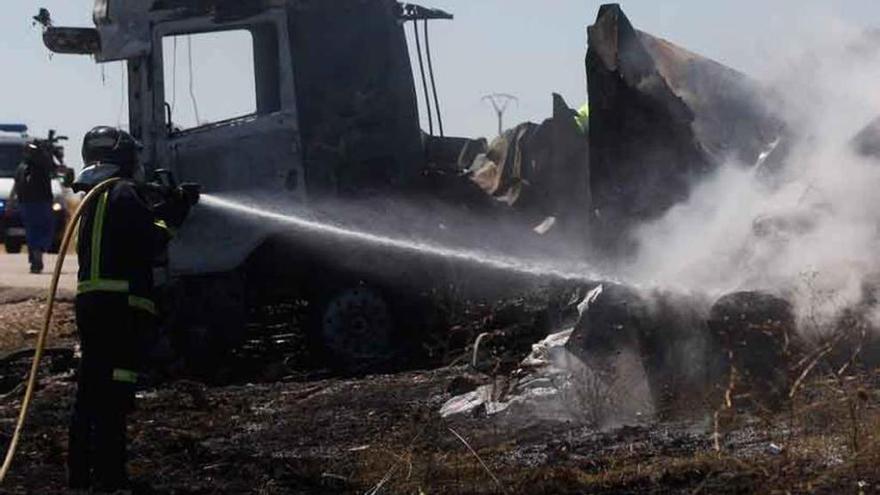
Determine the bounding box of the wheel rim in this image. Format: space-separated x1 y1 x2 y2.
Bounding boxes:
320 287 393 362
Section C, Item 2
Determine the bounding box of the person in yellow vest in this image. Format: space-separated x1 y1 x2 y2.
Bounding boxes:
575 102 590 134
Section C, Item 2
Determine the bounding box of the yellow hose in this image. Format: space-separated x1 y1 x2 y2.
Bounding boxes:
0 177 121 483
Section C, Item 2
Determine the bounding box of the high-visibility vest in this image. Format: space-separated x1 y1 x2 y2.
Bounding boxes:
76 181 173 315
575 103 590 134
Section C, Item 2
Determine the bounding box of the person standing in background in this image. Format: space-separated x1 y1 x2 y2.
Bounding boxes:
11 141 62 273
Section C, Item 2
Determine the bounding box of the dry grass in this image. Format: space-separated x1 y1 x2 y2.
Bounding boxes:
340 363 880 494
0 298 75 353
0 283 878 493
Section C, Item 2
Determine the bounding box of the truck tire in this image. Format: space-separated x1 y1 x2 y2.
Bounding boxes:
175 272 248 378
311 285 398 373
4 238 23 254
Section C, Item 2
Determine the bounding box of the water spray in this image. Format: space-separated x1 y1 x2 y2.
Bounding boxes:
200 194 607 284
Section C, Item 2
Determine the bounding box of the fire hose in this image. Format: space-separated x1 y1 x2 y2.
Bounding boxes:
0 177 121 483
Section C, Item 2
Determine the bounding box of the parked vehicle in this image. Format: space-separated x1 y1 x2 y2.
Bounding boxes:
0 125 73 254
40 1 471 369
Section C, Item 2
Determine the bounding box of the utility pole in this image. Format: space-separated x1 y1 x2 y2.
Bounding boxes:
482 93 518 136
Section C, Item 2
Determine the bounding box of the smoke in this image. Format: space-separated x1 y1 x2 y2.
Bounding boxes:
626 19 880 330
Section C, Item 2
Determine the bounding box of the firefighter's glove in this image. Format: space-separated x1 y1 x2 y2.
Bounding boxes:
158 185 198 229
179 183 201 207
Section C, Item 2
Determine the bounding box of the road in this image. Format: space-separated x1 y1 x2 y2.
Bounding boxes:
0 250 77 293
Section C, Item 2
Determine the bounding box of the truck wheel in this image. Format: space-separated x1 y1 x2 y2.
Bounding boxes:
4 239 23 254
175 272 248 378
313 286 397 372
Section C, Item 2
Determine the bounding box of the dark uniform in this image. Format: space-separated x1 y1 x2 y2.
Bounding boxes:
68 180 176 490
12 144 56 272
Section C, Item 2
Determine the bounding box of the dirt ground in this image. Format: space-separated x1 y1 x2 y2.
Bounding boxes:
0 294 878 494
0 252 78 294
0 288 76 352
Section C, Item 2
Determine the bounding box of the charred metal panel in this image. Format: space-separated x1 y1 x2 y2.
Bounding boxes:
168 118 298 193
92 0 287 61
42 27 101 55
150 0 284 22
166 113 304 274
288 0 424 197
587 4 784 252
91 0 152 61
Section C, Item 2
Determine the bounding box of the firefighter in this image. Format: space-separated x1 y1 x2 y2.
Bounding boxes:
67 126 198 491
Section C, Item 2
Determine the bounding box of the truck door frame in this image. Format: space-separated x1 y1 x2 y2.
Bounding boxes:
148 9 309 275
149 8 305 197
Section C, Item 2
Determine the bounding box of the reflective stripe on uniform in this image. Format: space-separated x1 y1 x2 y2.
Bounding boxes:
77 281 156 314
112 368 138 384
78 188 157 315
78 279 130 294
153 219 177 237
128 295 157 315
90 191 110 281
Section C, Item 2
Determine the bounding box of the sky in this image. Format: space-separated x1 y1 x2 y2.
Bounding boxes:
2 0 880 169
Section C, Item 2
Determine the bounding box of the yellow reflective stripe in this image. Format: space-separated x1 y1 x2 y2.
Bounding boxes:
112 368 138 384
128 296 157 315
154 219 177 237
79 186 158 317
77 281 155 314
78 279 130 294
90 191 110 281
575 103 590 133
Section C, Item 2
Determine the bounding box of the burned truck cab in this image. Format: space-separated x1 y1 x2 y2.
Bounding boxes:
43 0 450 368
46 0 429 273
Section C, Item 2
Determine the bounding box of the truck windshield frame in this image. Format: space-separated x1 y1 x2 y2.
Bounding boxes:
154 12 286 137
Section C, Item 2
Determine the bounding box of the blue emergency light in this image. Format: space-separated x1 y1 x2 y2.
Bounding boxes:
0 124 28 134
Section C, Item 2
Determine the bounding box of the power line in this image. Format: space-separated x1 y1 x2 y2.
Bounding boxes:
481 93 518 137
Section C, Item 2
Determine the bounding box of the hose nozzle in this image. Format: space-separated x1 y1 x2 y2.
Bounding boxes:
179 183 201 207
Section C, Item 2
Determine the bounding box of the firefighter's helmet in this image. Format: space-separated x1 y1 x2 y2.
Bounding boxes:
81 126 141 168
74 127 143 192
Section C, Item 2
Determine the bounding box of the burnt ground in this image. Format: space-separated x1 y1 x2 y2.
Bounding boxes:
0 293 878 494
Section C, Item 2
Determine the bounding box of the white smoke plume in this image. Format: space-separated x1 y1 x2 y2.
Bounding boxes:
626 18 880 332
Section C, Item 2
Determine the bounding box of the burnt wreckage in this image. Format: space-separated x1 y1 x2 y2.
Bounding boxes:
586 5 787 254
39 1 876 399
